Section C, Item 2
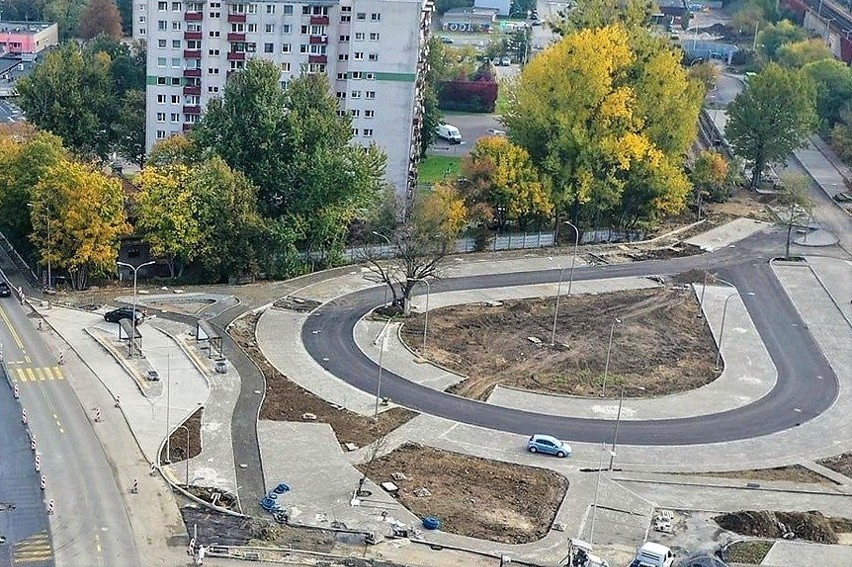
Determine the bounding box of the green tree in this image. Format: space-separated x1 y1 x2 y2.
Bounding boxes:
803 58 852 129
44 0 88 39
690 150 731 218
113 89 146 167
551 0 654 35
758 20 809 60
726 63 817 187
116 0 133 35
147 135 202 167
79 0 123 40
30 158 128 289
776 173 813 259
17 43 116 159
776 38 833 68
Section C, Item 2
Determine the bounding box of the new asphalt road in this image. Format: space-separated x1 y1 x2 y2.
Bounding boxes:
303 231 840 446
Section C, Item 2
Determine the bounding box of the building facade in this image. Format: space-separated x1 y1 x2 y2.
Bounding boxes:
0 22 59 60
136 0 432 203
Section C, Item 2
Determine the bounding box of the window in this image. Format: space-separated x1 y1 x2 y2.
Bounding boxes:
302 6 310 14
363 128 373 137
172 21 181 30
264 43 274 53
351 71 362 79
157 77 167 85
140 28 146 35
336 91 346 99
309 24 323 34
312 6 328 15
339 34 349 42
157 1 167 10
370 13 381 21
265 24 274 33
172 39 181 48
308 44 326 54
364 109 374 118
350 109 360 117
139 15 146 23
187 40 200 48
340 15 350 22
249 23 258 32
282 24 292 33
171 58 181 67
208 67 220 74
351 128 358 136
365 91 375 99
172 2 181 11
300 25 308 34
266 4 275 13
338 53 348 61
209 11 220 17
280 62 291 71
157 94 167 103
341 6 351 12
156 130 167 139
248 3 257 13
353 51 363 60
157 20 167 30
354 32 364 40
366 72 375 80
283 5 293 15
209 30 220 37
356 12 366 20
158 39 167 47
208 86 220 93
171 94 180 103
157 57 167 67
368 53 378 61
208 48 220 55
281 43 291 53
246 42 256 52
337 72 345 80
171 77 181 85
369 32 379 40
299 44 307 53
350 90 361 99
170 112 180 122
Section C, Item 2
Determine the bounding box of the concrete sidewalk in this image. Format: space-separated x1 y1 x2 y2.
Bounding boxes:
685 218 770 251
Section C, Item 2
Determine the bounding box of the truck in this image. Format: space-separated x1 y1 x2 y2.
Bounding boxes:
629 542 674 567
435 123 462 144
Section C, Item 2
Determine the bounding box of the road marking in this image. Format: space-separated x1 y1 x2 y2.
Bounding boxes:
24 354 31 363
13 367 64 383
0 303 25 349
12 530 53 564
26 368 35 382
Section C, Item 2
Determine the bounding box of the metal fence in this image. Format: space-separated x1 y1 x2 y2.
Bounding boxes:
344 231 556 260
580 228 645 245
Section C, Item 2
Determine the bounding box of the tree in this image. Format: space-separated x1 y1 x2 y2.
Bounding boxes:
757 20 809 60
79 0 123 40
116 0 133 35
689 62 721 92
17 43 116 159
147 135 202 167
360 185 466 315
776 173 813 259
726 64 817 187
44 0 89 39
30 159 128 289
550 0 654 35
134 164 201 278
776 38 833 68
803 59 852 129
690 150 731 218
460 136 552 229
113 89 147 167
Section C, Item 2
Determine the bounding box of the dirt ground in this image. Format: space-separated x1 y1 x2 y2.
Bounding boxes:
818 453 852 478
357 443 568 544
724 540 773 564
715 511 852 545
402 287 720 400
160 407 203 465
229 312 416 448
684 465 835 485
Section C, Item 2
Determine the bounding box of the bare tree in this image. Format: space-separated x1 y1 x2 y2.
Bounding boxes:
777 173 814 259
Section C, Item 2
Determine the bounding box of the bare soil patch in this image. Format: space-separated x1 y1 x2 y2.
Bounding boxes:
358 443 568 544
724 540 773 564
160 406 203 464
715 511 852 544
229 312 416 448
818 453 852 478
684 465 835 485
402 287 720 400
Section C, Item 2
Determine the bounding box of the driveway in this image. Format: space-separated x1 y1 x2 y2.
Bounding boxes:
431 112 505 156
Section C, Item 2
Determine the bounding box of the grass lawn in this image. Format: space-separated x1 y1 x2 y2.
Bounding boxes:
418 155 462 185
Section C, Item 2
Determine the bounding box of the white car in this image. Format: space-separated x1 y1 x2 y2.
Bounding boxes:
501 56 512 66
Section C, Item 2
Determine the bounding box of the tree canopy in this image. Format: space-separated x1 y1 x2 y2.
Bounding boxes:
79 0 123 40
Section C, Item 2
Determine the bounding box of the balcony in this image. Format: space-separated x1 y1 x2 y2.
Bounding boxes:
183 85 201 95
183 68 202 77
184 31 202 40
309 35 328 44
183 50 202 59
227 13 246 23
308 55 327 64
184 11 203 21
227 52 245 61
227 32 246 42
183 106 202 115
310 15 329 25
182 123 194 132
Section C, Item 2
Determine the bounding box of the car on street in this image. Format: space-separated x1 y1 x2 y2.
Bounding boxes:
104 306 145 324
527 434 572 457
500 56 512 66
439 36 453 44
0 281 10 297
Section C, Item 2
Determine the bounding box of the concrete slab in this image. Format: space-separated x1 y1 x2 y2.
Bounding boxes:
761 540 852 567
684 218 770 251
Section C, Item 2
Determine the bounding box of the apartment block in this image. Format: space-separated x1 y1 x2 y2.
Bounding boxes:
137 0 433 203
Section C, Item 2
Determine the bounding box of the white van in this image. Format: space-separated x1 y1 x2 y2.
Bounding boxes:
631 542 674 567
436 123 462 144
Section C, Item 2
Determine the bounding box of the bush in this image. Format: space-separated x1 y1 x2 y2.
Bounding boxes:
438 80 498 113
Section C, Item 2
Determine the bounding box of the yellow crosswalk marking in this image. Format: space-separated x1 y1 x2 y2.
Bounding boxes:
13 367 65 383
15 368 26 382
34 368 46 381
25 368 35 382
48 366 64 380
13 531 52 563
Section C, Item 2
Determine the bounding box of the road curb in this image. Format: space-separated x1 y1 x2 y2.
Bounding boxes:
611 476 852 497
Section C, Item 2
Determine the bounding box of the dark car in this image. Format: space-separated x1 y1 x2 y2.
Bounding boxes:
0 281 10 297
104 307 144 324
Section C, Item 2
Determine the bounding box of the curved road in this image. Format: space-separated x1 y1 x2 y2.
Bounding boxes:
303 233 839 446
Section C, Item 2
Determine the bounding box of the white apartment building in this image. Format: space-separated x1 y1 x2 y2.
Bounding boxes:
136 0 433 202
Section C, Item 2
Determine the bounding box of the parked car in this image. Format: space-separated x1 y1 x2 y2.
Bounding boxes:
0 281 10 297
104 307 145 324
630 542 674 567
435 123 462 144
501 56 512 66
527 434 572 457
439 36 454 44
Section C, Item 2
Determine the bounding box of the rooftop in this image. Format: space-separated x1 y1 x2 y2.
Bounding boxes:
0 21 56 34
443 7 499 16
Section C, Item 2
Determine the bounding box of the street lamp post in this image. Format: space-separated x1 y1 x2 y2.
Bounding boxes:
116 260 155 358
373 318 392 418
564 221 579 297
715 292 738 370
609 385 644 471
547 257 566 346
589 442 611 546
410 278 431 354
371 231 392 307
600 318 621 397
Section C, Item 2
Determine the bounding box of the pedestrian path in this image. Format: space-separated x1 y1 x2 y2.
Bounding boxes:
684 218 770 251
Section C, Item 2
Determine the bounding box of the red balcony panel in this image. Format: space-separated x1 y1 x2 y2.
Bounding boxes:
309 35 328 44
227 13 246 23
182 123 194 132
227 51 246 61
184 31 203 40
310 16 329 25
183 106 202 115
227 32 246 42
183 50 202 59
308 55 327 64
184 11 203 21
183 68 202 77
183 85 201 95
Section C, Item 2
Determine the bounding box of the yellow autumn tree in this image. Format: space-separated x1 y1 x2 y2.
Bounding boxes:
30 159 128 290
462 135 553 230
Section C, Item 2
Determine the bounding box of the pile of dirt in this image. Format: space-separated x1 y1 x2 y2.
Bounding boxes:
186 486 240 511
818 453 852 478
358 443 568 544
714 510 852 544
160 407 203 464
402 287 720 399
683 465 835 485
229 312 416 447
